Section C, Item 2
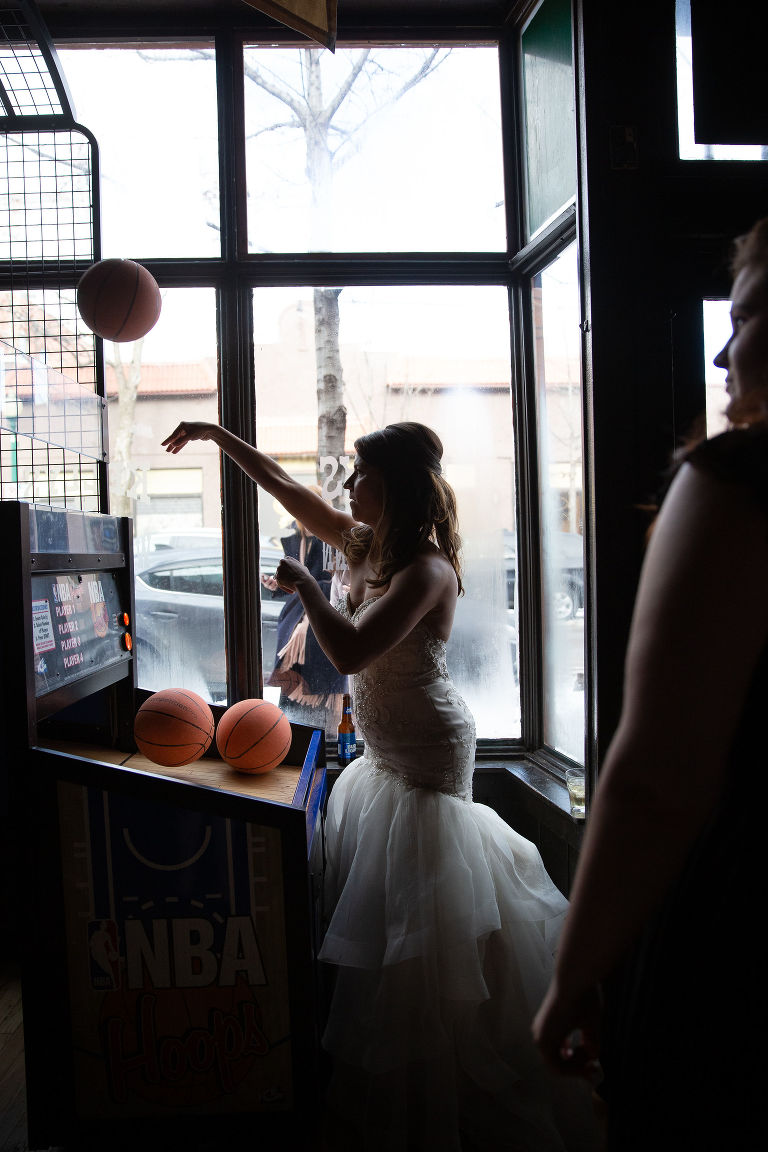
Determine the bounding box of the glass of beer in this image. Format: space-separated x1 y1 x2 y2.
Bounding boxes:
565 767 586 819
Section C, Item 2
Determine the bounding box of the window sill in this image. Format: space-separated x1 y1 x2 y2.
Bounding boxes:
475 757 575 818
472 758 585 888
327 757 581 828
326 756 578 815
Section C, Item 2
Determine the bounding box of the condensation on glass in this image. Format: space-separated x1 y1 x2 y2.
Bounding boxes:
532 243 585 763
675 0 767 162
57 46 221 257
252 284 520 740
242 45 506 254
521 0 577 238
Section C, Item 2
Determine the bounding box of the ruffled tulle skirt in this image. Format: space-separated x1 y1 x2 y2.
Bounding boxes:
318 757 602 1152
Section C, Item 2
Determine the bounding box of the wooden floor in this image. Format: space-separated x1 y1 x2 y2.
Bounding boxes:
1 960 604 1152
0 960 325 1152
0 963 34 1152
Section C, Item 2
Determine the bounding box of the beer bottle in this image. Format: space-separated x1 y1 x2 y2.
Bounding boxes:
337 692 357 766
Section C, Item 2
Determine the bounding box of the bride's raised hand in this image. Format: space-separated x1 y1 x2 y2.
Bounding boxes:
275 556 311 594
162 421 217 454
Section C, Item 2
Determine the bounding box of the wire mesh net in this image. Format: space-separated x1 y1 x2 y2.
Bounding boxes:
0 3 69 118
1 8 101 512
0 129 93 262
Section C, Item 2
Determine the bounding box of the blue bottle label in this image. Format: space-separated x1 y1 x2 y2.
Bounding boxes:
338 732 356 763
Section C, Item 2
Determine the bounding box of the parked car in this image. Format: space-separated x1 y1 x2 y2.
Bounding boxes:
133 542 286 703
503 529 584 620
133 529 582 705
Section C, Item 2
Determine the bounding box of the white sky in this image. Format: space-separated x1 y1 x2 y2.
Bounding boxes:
55 16 759 374
57 45 518 363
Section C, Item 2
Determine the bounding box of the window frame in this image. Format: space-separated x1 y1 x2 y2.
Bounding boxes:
47 4 588 773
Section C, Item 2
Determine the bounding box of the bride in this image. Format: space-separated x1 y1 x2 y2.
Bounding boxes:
163 419 600 1152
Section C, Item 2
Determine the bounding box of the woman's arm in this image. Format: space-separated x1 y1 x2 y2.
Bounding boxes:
275 549 456 674
533 462 768 1070
162 421 355 550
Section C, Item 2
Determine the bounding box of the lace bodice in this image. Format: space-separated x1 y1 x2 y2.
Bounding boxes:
339 595 476 799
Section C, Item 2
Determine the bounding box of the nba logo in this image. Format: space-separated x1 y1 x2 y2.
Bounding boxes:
88 919 120 990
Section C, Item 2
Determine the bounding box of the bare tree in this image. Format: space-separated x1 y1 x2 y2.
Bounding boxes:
241 47 448 481
142 45 448 490
106 339 145 516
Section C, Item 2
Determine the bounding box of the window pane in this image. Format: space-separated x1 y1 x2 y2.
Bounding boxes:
675 0 766 161
243 46 505 253
57 45 221 257
532 244 585 761
704 299 730 436
103 287 226 704
253 285 520 739
521 0 577 237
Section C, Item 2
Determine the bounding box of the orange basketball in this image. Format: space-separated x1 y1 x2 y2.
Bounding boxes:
77 258 162 342
216 699 292 774
134 689 215 767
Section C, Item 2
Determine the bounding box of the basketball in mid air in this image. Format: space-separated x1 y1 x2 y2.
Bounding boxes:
216 699 292 774
77 258 162 342
134 689 215 767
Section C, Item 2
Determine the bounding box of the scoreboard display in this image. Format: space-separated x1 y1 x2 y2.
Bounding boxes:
31 569 131 699
0 501 135 730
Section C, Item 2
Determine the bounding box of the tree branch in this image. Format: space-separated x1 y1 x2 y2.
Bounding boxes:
393 48 448 100
245 120 302 142
322 49 371 124
242 58 308 123
325 48 451 166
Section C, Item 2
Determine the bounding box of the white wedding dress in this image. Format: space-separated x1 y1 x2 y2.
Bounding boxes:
319 596 600 1151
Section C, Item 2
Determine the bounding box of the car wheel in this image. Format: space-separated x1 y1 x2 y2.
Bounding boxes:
553 588 575 620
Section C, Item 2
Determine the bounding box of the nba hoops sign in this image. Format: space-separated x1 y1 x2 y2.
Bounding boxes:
58 783 294 1117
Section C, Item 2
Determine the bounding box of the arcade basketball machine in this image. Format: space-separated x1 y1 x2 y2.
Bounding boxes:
0 5 327 1149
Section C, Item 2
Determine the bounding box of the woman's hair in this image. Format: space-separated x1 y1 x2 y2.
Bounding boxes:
724 216 768 428
659 216 768 495
730 215 768 284
343 422 464 595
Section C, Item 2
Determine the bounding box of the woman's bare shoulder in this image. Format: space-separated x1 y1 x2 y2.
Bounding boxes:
387 545 458 604
412 542 457 577
657 458 768 553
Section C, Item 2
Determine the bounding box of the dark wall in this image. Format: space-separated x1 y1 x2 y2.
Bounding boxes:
577 0 768 775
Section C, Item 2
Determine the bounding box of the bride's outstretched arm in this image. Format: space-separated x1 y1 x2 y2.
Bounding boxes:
162 421 354 550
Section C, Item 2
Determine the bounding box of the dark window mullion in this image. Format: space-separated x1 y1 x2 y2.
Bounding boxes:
510 276 544 749
215 29 243 264
215 32 264 705
218 281 261 705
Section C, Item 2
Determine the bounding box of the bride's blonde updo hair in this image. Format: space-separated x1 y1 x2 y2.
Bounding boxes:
343 422 464 595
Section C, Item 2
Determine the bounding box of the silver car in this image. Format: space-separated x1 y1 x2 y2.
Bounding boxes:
133 543 285 703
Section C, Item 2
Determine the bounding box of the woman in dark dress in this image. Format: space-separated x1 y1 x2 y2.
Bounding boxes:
533 217 768 1150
